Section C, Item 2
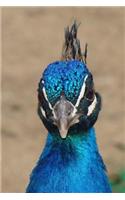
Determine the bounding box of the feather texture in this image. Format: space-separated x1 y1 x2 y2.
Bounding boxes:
26 128 111 192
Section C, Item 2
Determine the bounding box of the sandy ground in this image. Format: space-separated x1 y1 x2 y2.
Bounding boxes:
2 7 125 192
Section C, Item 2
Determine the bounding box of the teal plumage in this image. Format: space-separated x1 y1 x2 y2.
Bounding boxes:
41 60 89 105
26 128 111 192
26 21 112 193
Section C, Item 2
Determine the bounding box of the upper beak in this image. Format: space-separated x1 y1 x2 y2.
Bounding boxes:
53 95 79 139
58 116 69 139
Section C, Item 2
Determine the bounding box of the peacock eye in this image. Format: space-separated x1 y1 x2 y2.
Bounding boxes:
85 88 94 101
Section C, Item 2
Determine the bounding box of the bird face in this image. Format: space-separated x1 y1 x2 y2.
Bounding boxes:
38 60 101 139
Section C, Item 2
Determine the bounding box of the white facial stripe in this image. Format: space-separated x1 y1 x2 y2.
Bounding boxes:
75 75 88 108
87 95 97 116
42 87 57 118
42 87 53 110
40 106 46 118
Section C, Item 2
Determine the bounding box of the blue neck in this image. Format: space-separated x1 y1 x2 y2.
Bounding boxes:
26 128 111 193
41 128 99 164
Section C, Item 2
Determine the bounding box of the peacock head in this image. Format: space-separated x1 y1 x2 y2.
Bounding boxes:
37 21 101 139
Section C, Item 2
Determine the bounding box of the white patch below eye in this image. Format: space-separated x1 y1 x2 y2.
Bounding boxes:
87 95 97 116
40 106 46 118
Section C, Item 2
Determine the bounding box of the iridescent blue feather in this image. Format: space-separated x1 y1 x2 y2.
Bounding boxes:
26 128 111 192
43 60 89 105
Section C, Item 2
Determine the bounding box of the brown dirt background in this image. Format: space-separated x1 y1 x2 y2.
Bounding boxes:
2 7 125 192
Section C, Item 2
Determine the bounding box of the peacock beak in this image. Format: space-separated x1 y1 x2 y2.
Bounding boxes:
57 116 69 139
53 94 79 139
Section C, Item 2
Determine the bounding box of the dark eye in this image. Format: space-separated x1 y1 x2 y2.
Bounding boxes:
85 88 94 101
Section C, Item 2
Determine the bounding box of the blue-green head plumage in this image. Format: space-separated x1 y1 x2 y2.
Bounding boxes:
38 21 101 139
42 60 89 105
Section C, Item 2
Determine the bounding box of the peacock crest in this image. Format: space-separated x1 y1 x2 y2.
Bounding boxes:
61 20 88 64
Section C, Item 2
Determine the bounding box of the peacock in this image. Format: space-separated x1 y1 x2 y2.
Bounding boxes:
26 21 112 193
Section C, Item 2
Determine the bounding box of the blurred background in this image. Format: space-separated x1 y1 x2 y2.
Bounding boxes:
2 7 125 192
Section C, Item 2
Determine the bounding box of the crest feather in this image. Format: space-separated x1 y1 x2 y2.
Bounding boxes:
61 20 88 63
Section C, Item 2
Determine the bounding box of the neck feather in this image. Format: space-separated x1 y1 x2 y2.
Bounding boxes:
40 127 99 163
26 127 112 192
